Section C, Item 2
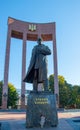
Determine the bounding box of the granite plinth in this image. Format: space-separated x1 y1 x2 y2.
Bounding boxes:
26 91 58 128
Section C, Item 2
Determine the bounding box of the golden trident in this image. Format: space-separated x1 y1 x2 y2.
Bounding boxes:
29 24 36 31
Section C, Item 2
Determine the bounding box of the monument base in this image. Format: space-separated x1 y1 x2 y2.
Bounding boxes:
26 91 58 128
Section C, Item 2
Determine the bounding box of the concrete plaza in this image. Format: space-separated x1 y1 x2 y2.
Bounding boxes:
0 109 80 130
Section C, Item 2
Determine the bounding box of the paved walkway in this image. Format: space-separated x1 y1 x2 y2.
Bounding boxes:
0 109 80 130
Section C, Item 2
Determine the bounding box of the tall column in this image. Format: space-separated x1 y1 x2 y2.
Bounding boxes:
2 26 11 109
53 23 59 107
21 32 26 109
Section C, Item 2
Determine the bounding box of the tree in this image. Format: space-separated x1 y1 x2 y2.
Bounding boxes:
0 81 19 108
72 85 80 108
7 83 19 108
48 74 67 92
48 74 73 108
48 74 54 92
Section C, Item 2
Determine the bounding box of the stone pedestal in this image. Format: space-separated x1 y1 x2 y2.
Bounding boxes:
26 91 58 128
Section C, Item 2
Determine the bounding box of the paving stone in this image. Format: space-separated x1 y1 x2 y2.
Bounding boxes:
1 122 11 130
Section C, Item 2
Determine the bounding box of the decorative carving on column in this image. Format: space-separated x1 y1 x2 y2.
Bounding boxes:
21 32 26 109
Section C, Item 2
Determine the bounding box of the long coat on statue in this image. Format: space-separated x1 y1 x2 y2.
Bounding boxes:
23 44 51 83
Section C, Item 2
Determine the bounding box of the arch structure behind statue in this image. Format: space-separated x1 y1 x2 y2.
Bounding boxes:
2 17 59 109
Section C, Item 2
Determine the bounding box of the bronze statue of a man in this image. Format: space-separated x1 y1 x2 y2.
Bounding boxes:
24 38 51 91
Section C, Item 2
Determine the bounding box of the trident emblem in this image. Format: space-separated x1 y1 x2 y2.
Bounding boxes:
29 24 36 31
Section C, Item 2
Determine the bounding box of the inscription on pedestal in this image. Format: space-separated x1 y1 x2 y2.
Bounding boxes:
34 98 48 104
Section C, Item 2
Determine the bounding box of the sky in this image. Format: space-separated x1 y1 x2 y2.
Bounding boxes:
0 0 80 90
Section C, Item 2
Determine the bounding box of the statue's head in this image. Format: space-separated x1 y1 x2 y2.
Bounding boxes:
37 37 42 45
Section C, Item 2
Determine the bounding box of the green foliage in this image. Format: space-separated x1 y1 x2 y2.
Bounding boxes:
0 81 19 108
7 83 19 108
48 74 54 92
59 83 72 108
58 75 66 86
48 74 80 108
71 85 80 108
